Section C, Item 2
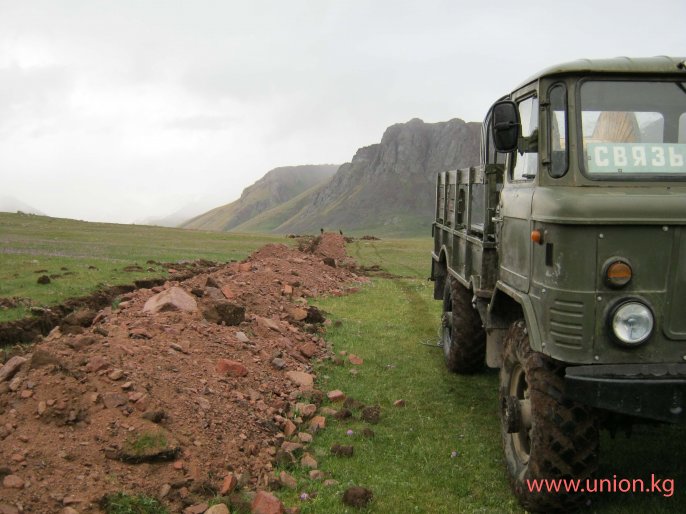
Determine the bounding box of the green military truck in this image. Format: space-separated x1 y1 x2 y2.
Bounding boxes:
430 56 686 512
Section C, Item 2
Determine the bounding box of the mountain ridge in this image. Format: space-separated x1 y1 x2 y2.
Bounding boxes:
185 117 481 237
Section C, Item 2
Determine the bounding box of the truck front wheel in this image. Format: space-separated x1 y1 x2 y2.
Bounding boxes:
441 277 485 373
500 320 598 512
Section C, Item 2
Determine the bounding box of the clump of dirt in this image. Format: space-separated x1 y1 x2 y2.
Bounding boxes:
0 233 368 513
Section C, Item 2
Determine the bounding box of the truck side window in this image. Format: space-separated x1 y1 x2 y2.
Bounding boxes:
512 96 539 180
549 84 568 178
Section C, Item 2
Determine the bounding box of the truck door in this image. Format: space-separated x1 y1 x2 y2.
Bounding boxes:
497 94 538 293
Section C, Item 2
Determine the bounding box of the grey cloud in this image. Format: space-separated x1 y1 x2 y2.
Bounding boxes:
165 114 237 131
0 64 75 137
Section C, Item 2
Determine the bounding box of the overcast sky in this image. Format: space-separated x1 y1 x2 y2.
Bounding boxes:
1 0 684 224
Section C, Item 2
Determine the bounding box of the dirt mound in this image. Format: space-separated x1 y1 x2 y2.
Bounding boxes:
0 234 368 513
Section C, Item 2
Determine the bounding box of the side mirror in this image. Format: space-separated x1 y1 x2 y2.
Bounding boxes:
491 101 520 152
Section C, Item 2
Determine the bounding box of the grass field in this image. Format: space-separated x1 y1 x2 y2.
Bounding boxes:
1 214 684 512
285 237 686 513
0 212 283 322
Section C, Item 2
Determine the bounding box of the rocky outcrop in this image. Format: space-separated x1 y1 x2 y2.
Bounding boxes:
181 165 339 231
275 118 481 236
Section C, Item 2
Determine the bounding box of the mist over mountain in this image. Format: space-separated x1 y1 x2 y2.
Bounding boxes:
185 118 481 237
0 196 46 216
181 165 339 231
277 118 481 235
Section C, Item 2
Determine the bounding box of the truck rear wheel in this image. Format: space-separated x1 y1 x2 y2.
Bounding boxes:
500 320 598 513
441 277 485 373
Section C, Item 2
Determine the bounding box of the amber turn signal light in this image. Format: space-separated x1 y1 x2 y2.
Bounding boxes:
605 260 632 288
530 229 542 244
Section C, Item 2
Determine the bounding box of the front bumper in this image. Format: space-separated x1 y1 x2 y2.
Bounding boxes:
565 363 686 424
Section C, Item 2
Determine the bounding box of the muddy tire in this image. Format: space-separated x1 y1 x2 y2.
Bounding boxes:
441 277 485 373
500 320 598 513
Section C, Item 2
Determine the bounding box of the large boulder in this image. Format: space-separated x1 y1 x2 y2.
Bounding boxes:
143 287 197 314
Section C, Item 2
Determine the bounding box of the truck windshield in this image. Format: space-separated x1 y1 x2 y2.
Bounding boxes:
580 80 686 177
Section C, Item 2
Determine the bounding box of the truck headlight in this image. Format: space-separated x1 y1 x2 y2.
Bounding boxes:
611 301 654 346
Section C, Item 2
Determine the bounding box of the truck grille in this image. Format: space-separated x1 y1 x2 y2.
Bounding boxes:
549 300 585 348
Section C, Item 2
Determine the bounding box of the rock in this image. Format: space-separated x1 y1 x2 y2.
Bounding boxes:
285 306 308 322
299 342 318 358
142 410 166 423
251 490 284 514
271 358 286 370
309 470 326 480
108 369 124 381
285 371 314 388
297 432 312 444
221 285 236 300
283 420 297 437
30 349 62 369
309 416 326 430
394 399 406 407
238 262 252 272
159 483 171 498
342 486 373 508
67 335 99 350
205 276 221 289
304 306 325 324
37 275 51 284
85 356 108 373
327 390 346 403
298 403 317 418
206 505 230 514
143 286 198 313
331 444 354 457
256 316 281 332
300 453 318 469
63 308 97 327
170 343 188 354
205 287 224 300
61 508 79 514
8 378 21 392
2 475 24 489
322 257 336 268
220 473 238 495
348 354 364 365
0 503 19 514
235 331 250 343
361 405 381 424
183 503 208 514
281 441 303 455
278 471 297 489
323 479 339 487
216 359 248 377
202 300 245 326
0 356 27 382
102 392 128 409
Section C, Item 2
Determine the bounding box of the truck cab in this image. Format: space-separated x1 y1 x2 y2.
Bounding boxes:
431 56 686 512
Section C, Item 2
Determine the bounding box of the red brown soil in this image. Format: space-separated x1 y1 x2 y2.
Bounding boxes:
0 234 368 513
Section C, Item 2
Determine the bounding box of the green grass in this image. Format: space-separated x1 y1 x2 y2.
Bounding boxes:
125 431 169 456
0 212 284 322
3 217 684 512
274 237 686 513
101 493 168 514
